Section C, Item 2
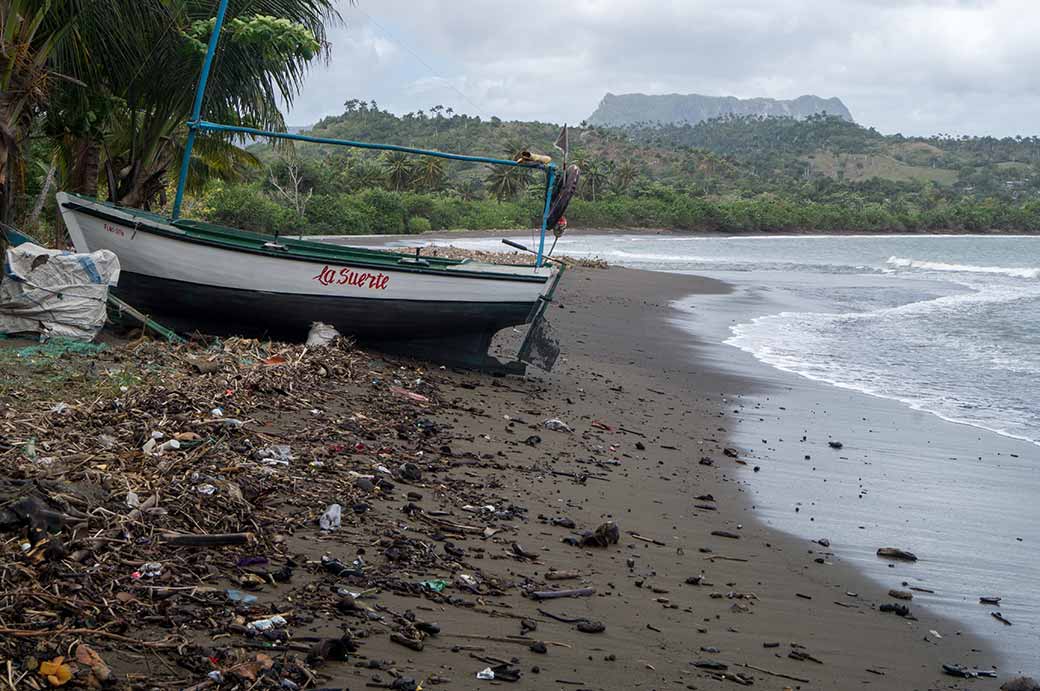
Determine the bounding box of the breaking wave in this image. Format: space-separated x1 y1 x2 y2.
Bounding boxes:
887 256 1040 279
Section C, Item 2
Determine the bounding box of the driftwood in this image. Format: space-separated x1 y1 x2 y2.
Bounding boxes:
530 587 595 601
162 532 253 546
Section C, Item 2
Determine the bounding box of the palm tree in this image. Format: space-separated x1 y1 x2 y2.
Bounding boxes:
382 151 413 191
612 160 639 194
35 0 341 212
486 138 532 202
0 0 78 223
580 159 607 201
414 157 445 192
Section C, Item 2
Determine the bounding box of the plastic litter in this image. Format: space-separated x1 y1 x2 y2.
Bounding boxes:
420 579 448 593
246 615 287 632
543 418 573 433
306 322 340 347
0 243 120 340
476 667 495 680
134 562 162 579
196 483 218 495
227 589 259 604
319 503 342 531
257 445 293 465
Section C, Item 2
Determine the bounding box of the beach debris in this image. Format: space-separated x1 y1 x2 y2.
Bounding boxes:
38 657 72 687
693 660 728 671
537 608 606 633
564 521 619 548
135 562 163 578
723 447 739 458
247 615 287 632
888 589 913 600
711 530 740 539
980 596 1002 605
226 589 258 604
319 503 343 530
257 444 293 465
699 456 714 466
943 664 998 679
396 462 423 483
530 587 595 601
788 649 824 664
75 644 111 683
816 538 831 547
306 321 340 347
543 418 573 433
163 532 252 546
828 441 844 449
390 632 424 651
1001 677 1040 691
876 547 918 561
879 603 911 617
991 611 1013 626
390 386 429 404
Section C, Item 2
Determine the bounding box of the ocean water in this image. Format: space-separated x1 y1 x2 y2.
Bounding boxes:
442 232 1040 672
450 234 1040 447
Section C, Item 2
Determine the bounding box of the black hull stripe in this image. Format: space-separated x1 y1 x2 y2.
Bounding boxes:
113 272 535 342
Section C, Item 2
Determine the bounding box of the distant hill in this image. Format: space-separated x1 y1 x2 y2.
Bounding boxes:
588 92 854 127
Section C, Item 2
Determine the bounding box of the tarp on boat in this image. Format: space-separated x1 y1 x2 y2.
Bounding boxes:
0 242 120 341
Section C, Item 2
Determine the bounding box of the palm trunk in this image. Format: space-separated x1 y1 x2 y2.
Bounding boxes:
28 159 57 226
69 138 101 196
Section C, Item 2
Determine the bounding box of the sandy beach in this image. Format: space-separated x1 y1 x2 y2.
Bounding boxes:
0 264 1012 690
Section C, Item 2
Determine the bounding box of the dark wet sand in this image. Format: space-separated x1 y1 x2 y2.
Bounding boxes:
320 266 1001 689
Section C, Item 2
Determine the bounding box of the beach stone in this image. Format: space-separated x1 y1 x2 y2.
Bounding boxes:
1001 677 1040 691
889 589 913 600
817 538 831 547
877 547 918 561
828 441 844 449
397 463 422 482
879 602 911 617
579 521 620 548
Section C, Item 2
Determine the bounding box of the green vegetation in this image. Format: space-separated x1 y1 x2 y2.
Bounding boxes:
6 3 1040 239
200 106 1040 235
1 0 337 236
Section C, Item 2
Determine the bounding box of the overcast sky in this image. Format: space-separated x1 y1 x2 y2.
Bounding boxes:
283 0 1040 137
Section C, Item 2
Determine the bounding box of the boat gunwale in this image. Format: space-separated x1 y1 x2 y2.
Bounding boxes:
59 195 552 284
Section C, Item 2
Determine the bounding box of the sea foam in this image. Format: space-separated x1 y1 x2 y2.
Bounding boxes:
887 256 1040 279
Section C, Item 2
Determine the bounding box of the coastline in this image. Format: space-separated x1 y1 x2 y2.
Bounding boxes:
670 272 1040 677
314 226 1040 246
0 264 1011 689
322 265 1001 689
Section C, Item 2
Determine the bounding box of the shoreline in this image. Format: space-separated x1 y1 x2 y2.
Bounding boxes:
0 265 1011 689
313 227 1040 245
407 265 1002 688
669 271 1039 677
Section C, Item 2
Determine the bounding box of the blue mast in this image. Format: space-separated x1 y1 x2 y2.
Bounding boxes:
172 0 231 220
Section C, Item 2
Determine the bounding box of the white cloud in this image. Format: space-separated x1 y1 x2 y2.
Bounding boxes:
284 0 1040 136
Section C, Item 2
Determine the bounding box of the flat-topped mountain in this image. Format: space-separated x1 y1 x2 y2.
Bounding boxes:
588 92 854 126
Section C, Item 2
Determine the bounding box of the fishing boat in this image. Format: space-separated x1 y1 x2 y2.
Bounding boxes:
55 0 577 373
57 191 568 370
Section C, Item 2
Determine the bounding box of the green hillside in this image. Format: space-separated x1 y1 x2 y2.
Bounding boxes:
199 102 1040 236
